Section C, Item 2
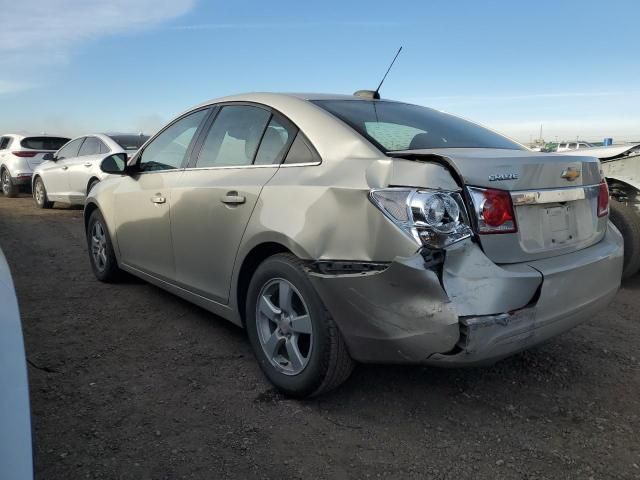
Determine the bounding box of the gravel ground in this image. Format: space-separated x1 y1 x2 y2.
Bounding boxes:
1 193 639 480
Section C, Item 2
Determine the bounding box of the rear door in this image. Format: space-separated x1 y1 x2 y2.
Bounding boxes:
67 136 105 200
113 108 210 281
41 137 85 199
171 104 296 303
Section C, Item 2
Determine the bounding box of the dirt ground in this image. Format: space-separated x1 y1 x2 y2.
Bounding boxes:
1 193 639 480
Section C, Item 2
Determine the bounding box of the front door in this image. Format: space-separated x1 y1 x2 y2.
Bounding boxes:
43 137 85 200
113 108 210 280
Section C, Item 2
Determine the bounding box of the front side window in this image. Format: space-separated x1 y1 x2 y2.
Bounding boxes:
57 138 84 160
78 137 102 156
568 143 577 149
138 109 208 172
312 100 523 152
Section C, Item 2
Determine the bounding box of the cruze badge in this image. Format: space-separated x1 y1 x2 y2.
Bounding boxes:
561 167 581 181
488 173 519 181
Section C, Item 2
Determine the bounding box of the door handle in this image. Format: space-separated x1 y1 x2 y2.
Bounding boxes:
84 162 92 167
221 192 246 205
150 195 166 204
62 166 68 170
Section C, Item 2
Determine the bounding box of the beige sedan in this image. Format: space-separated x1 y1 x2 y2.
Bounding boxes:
85 92 623 397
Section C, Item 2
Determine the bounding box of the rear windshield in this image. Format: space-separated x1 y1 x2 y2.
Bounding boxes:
21 136 70 151
108 134 150 151
312 100 524 152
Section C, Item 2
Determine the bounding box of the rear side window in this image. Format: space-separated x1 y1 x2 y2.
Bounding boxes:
254 116 295 165
313 100 523 152
195 106 271 168
138 109 208 172
0 137 10 150
21 136 70 150
284 133 318 164
56 138 84 160
78 137 103 156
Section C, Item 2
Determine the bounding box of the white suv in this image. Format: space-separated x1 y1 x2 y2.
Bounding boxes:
0 134 70 197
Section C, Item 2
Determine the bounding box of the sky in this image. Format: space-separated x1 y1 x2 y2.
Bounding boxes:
1 0 639 144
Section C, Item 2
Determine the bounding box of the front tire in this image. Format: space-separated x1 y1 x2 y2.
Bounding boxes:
609 198 640 279
1 169 18 197
87 209 122 282
246 253 354 397
33 177 53 209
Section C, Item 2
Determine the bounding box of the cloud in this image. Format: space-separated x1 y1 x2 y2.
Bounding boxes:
0 0 196 93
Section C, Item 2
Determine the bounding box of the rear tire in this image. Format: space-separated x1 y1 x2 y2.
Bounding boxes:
33 177 53 209
246 253 354 397
1 169 18 197
87 209 123 282
609 198 640 279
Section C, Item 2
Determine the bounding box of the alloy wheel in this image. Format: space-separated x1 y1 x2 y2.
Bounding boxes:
90 221 108 272
35 180 44 204
1 171 9 195
255 278 313 375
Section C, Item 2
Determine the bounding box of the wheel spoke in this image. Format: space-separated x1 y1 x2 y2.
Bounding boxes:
278 281 293 314
258 295 280 321
263 330 282 358
285 338 304 371
99 250 107 267
290 314 312 335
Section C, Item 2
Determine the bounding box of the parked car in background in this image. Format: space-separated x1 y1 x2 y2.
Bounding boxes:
85 92 623 397
0 246 33 479
556 141 593 152
559 142 640 277
0 134 70 197
32 133 149 208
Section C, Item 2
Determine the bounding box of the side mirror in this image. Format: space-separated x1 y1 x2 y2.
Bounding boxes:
43 153 54 161
100 153 128 174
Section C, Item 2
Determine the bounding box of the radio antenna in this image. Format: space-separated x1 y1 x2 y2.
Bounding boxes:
374 46 403 98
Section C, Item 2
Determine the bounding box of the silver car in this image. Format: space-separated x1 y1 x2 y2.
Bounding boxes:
85 93 624 397
32 133 148 208
0 247 33 478
0 134 70 197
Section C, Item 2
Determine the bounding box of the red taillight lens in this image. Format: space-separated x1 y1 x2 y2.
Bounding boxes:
597 180 609 217
468 187 518 234
12 151 45 157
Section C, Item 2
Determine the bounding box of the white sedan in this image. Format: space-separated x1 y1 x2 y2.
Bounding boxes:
32 133 148 208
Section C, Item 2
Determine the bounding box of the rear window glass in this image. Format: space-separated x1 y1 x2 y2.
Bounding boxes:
312 100 523 152
21 136 70 151
108 134 149 151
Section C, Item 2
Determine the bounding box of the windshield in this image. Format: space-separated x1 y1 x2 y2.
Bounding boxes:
108 134 150 151
312 100 524 152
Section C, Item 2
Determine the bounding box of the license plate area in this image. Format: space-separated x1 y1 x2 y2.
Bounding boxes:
543 205 574 245
515 201 588 254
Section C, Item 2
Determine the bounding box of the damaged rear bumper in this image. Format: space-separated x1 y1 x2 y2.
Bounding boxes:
309 223 623 365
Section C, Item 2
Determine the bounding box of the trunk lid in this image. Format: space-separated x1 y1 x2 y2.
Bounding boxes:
391 148 607 264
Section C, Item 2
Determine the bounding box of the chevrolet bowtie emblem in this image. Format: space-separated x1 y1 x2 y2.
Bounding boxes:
561 167 581 181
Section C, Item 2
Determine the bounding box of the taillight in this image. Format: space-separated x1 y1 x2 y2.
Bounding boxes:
370 188 472 249
597 180 609 217
468 187 517 234
12 151 44 158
